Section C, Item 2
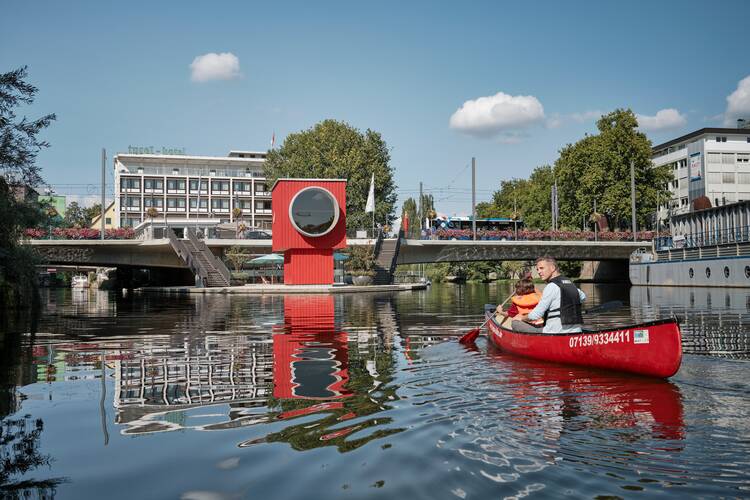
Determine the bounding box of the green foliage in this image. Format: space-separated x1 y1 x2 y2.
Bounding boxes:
264 119 397 232
83 203 102 225
555 109 670 230
225 246 251 272
344 245 376 276
0 67 54 309
0 67 56 187
63 201 87 227
481 109 670 231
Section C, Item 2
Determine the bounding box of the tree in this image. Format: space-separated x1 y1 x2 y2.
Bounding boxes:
225 246 251 272
485 165 554 230
555 109 671 230
0 67 56 187
0 67 54 309
83 203 102 225
264 120 397 232
401 197 418 238
63 201 87 227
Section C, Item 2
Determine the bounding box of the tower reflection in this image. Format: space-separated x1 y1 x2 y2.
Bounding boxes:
273 295 351 401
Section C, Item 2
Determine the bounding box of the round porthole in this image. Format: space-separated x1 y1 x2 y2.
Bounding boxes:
724 266 730 278
288 187 340 237
689 268 694 279
706 267 711 278
745 266 750 279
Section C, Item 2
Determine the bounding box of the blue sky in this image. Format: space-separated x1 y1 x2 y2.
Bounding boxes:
2 0 749 215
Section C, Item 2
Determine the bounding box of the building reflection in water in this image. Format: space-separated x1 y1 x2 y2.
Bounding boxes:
107 293 404 452
630 286 750 358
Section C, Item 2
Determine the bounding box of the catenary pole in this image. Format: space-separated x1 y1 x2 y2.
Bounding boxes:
631 159 637 241
419 181 423 237
471 157 476 240
101 148 106 240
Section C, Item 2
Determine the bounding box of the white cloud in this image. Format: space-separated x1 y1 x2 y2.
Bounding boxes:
636 108 687 132
449 91 545 139
723 75 750 127
190 52 241 82
570 110 602 123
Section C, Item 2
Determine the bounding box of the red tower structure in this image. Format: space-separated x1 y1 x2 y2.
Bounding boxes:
271 179 347 285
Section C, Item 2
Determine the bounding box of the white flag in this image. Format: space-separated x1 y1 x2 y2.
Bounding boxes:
365 173 375 213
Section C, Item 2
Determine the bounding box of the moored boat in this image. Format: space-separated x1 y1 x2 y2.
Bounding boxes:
71 274 89 289
486 314 682 378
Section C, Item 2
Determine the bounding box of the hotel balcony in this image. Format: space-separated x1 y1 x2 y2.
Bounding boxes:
167 207 186 212
255 208 272 214
212 190 230 195
144 189 164 194
167 189 186 195
254 191 271 197
189 189 209 195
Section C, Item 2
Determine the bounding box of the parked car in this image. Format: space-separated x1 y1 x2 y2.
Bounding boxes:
244 230 272 239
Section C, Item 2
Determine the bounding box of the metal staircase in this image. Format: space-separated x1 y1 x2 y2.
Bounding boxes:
372 230 403 285
167 228 231 287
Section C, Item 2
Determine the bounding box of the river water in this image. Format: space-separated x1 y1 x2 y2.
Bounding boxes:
1 283 749 499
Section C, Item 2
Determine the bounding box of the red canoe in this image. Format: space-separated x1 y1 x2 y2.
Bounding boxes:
486 314 683 378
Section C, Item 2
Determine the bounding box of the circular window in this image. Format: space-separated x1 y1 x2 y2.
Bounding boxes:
724 266 730 278
289 187 339 237
745 266 750 279
706 267 711 278
689 268 694 279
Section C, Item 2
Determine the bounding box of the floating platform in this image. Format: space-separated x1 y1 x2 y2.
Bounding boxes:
137 283 428 294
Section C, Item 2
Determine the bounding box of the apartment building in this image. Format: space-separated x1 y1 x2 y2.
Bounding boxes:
653 125 750 217
114 150 272 229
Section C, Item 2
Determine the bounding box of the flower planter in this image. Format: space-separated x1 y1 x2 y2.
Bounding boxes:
352 275 373 286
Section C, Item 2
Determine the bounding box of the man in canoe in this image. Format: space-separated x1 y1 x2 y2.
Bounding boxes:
513 255 586 333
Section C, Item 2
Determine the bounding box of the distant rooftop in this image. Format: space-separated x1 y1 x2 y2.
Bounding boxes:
652 126 750 152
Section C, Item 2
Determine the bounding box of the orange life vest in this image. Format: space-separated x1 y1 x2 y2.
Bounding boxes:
511 291 542 315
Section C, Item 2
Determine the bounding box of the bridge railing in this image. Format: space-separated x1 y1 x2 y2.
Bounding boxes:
425 229 660 242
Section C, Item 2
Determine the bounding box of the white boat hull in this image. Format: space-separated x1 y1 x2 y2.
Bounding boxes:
630 256 750 287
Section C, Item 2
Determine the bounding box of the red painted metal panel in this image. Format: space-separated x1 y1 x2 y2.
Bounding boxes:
272 179 347 252
283 249 334 284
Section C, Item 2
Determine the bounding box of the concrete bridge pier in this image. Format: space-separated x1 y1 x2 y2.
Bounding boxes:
578 260 629 283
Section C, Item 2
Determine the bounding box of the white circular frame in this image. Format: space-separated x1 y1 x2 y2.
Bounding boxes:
288 186 340 238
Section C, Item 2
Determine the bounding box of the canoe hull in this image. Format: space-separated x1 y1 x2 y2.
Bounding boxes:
486 316 683 378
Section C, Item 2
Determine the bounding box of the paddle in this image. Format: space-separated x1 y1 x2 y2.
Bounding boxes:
459 293 514 345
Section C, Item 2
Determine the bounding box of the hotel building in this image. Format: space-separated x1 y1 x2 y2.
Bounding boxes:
114 150 272 229
653 125 750 217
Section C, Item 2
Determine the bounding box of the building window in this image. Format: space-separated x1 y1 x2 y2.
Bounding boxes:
210 169 216 176
172 168 179 175
716 136 727 142
707 172 721 184
105 217 111 224
738 153 750 163
723 172 735 184
722 153 735 164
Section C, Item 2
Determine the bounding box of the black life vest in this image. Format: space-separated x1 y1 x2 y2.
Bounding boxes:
545 275 583 326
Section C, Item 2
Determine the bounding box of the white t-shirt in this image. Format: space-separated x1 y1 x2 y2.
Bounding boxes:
527 281 586 333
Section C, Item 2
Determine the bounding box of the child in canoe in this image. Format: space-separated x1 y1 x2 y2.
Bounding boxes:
496 275 544 330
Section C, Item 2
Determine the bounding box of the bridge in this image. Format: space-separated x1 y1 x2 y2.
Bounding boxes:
27 238 648 268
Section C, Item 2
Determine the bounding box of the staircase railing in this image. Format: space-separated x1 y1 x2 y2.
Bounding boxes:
167 227 208 284
388 229 404 279
186 228 231 285
373 227 384 259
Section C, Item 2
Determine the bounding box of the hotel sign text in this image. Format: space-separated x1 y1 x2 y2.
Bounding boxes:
128 145 186 155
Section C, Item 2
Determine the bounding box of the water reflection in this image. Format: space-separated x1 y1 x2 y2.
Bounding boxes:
487 348 685 443
630 286 750 358
1 285 749 498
